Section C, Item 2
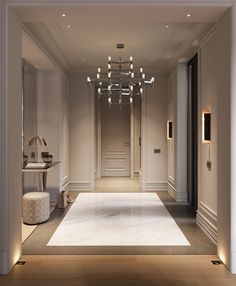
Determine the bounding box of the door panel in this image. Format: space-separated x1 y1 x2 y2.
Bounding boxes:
101 101 130 176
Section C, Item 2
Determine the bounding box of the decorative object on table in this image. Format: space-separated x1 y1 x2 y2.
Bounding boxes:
28 135 47 162
42 154 53 164
87 44 154 108
23 153 28 167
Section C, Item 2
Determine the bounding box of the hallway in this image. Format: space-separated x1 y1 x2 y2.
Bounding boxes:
22 178 215 255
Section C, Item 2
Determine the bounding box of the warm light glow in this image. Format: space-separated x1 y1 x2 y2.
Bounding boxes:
98 67 101 73
108 56 112 61
108 85 111 91
87 77 91 82
131 72 134 78
98 88 101 94
140 67 143 73
187 13 191 17
218 250 226 265
108 64 111 70
62 13 66 17
108 72 111 78
130 97 133 103
108 97 111 103
165 25 169 28
66 25 71 28
130 56 133 61
140 87 143 94
142 73 145 79
130 85 133 91
130 64 133 70
97 73 100 79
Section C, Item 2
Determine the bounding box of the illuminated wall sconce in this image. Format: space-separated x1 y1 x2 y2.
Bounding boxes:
202 112 211 143
167 121 173 140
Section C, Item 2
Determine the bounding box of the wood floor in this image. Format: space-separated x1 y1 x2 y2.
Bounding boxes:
1 255 236 285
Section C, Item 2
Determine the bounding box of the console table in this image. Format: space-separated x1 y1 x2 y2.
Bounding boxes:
22 162 60 192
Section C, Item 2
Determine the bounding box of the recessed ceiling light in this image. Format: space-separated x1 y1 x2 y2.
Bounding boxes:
165 25 169 28
62 13 66 17
35 64 39 69
66 25 71 28
81 58 86 61
187 13 191 17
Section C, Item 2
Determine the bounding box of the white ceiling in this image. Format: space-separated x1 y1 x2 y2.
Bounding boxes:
15 5 229 73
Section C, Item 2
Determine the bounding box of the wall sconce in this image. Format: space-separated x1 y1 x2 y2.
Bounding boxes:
167 121 173 140
202 112 211 143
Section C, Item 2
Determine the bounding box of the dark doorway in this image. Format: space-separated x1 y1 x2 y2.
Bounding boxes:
187 54 198 211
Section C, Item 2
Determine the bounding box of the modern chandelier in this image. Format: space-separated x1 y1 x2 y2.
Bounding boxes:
87 55 154 106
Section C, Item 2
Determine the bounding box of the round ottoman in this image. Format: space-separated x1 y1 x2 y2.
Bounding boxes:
23 192 50 224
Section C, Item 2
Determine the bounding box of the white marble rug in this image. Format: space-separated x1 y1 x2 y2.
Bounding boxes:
47 193 190 246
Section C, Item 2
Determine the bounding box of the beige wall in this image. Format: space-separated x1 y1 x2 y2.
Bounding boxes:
37 71 69 202
0 8 22 274
196 11 231 269
142 74 168 190
167 63 188 201
69 72 94 190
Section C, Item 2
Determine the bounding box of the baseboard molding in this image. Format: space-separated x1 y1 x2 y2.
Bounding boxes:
143 181 167 191
69 181 92 191
196 201 217 245
61 176 69 192
167 176 187 202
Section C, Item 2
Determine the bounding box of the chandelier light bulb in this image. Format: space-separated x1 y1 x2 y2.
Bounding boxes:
87 56 154 105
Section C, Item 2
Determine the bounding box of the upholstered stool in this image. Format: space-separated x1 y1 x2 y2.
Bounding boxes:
23 192 50 225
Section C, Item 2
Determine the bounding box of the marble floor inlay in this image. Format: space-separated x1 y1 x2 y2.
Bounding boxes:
47 193 190 246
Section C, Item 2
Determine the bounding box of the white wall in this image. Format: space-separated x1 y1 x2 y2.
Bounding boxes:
37 71 69 202
69 72 94 190
167 63 188 201
142 74 168 191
